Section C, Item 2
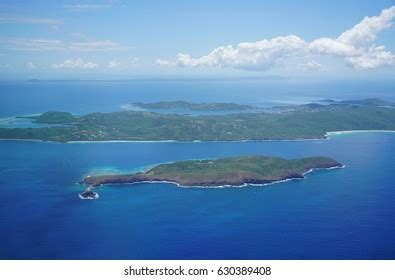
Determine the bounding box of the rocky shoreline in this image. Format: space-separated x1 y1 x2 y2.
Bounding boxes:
81 156 344 188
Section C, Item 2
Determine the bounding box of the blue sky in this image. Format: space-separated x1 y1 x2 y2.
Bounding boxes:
0 0 395 79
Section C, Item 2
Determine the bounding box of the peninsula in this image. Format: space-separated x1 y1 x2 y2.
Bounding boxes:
81 155 343 187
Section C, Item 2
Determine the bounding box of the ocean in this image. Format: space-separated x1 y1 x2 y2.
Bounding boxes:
0 80 394 259
1 79 395 117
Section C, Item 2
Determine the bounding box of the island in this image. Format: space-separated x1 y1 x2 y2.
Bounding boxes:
125 100 260 111
81 155 343 188
78 187 99 200
320 98 395 107
1 98 395 142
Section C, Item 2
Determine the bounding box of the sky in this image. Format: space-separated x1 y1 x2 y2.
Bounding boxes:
0 0 395 80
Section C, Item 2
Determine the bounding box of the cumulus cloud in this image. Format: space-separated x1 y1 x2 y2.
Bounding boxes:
157 35 307 71
108 60 120 68
345 46 395 70
337 7 395 46
157 6 395 71
130 57 139 65
51 58 98 69
300 61 324 72
308 38 356 57
26 62 37 69
155 59 173 66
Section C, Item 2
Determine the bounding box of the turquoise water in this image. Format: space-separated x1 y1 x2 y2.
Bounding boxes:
0 80 395 259
0 133 394 259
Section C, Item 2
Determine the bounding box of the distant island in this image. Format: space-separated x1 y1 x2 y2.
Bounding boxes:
1 98 395 142
320 98 395 107
127 100 260 111
81 155 343 188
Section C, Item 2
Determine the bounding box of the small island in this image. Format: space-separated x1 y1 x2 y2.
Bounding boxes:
81 155 343 188
78 187 99 200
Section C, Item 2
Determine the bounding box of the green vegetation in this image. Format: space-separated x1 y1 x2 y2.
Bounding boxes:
333 98 395 107
131 101 258 111
27 111 76 124
1 99 395 142
82 155 343 187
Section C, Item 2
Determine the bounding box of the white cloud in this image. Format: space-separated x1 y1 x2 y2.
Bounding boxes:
26 62 37 69
308 38 357 57
51 58 98 69
0 38 65 51
70 32 88 39
0 38 125 52
0 14 63 25
69 40 125 51
157 36 307 71
130 57 139 65
157 6 395 71
345 46 395 70
337 7 395 46
156 59 175 66
108 60 120 68
300 61 324 72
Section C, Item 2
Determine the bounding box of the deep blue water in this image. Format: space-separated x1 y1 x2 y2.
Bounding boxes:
0 134 394 259
0 81 395 259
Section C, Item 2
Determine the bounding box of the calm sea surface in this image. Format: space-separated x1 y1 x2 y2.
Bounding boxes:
0 81 394 259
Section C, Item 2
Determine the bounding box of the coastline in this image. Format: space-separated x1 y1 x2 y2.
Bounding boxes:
2 130 395 144
0 138 323 144
79 192 99 200
325 130 395 138
68 138 324 144
85 165 345 189
0 138 59 143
